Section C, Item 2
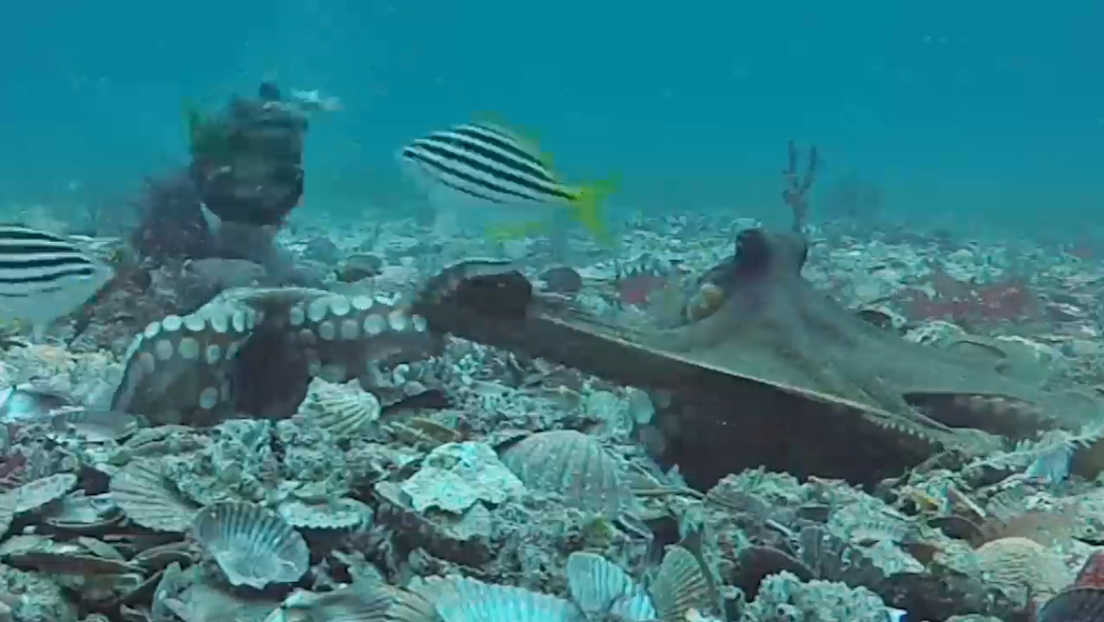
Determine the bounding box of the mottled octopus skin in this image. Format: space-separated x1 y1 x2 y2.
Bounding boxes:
111 287 438 425
413 258 1087 489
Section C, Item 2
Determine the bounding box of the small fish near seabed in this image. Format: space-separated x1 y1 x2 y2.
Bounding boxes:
0 225 115 338
398 119 618 244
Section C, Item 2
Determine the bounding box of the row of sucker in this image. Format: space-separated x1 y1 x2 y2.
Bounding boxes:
284 291 438 387
111 300 257 424
110 287 440 425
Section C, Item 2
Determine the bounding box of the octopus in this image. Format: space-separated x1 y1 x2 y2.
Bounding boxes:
410 230 1099 489
107 236 1099 488
110 287 440 426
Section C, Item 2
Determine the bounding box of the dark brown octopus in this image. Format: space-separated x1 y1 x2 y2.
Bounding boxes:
411 228 1099 490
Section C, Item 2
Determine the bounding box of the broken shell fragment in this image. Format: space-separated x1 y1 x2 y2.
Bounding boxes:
2 473 77 515
277 497 371 533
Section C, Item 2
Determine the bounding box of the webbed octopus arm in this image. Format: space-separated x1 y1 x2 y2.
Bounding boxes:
111 287 440 425
412 257 963 487
411 228 1076 487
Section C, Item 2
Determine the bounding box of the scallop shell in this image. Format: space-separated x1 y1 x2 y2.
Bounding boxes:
131 541 201 573
388 586 439 622
150 561 187 621
433 577 583 622
109 459 200 532
50 408 139 442
843 516 911 545
387 418 462 447
566 552 655 621
499 430 633 516
42 492 123 531
3 548 137 575
192 501 310 589
3 473 77 514
268 585 435 622
650 545 714 622
297 377 381 440
277 497 371 532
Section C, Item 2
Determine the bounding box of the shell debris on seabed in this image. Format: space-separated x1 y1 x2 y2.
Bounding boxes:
566 546 715 622
5 188 1100 622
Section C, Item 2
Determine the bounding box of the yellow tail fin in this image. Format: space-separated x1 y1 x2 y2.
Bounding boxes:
572 177 619 245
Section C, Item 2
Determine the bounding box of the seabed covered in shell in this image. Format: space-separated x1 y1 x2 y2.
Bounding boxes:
3 202 1104 622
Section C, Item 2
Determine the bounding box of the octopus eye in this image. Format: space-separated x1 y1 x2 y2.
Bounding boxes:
735 229 772 274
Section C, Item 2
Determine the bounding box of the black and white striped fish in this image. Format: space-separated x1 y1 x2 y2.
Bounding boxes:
0 225 114 332
399 120 616 241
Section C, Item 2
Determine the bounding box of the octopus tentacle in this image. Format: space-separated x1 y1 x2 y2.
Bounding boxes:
111 287 439 425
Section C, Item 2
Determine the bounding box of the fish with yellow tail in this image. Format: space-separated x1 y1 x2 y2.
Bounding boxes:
399 119 617 244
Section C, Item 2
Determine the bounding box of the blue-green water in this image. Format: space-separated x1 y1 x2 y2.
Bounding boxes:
2 1 1102 235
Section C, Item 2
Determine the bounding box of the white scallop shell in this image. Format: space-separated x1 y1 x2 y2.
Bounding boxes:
566 552 656 621
192 501 310 589
433 578 583 622
297 377 381 440
499 430 633 516
650 545 714 622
